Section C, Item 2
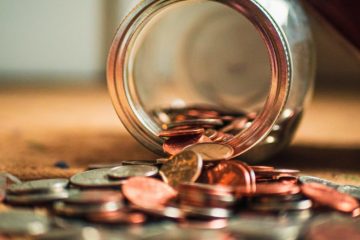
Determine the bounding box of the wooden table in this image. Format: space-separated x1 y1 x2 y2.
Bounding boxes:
0 86 359 185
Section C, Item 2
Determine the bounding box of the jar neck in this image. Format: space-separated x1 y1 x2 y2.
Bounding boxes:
107 0 291 157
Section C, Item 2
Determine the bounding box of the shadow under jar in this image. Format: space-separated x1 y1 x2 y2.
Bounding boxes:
107 0 315 162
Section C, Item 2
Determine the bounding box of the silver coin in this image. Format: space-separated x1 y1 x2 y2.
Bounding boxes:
184 143 234 161
164 119 223 129
0 172 22 185
54 201 122 216
70 168 125 187
181 205 231 218
108 165 158 179
0 210 50 235
5 190 71 204
299 175 338 188
7 179 69 194
337 185 360 200
121 160 160 166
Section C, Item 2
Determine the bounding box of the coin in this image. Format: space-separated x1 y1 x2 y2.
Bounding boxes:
0 210 50 235
122 177 177 209
53 201 123 216
299 175 338 189
337 185 360 200
86 211 146 224
251 166 275 172
87 163 123 170
252 182 300 196
163 119 223 130
184 143 234 161
8 179 69 194
180 205 231 218
163 134 210 155
301 183 359 213
205 160 254 194
63 190 123 205
108 165 158 179
160 150 202 188
131 205 184 219
250 195 312 211
5 190 71 205
158 128 205 137
70 168 124 188
122 160 161 166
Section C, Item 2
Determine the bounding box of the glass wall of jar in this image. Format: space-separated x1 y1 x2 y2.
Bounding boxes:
107 0 315 162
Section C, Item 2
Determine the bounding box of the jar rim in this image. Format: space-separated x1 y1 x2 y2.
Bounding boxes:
107 0 291 157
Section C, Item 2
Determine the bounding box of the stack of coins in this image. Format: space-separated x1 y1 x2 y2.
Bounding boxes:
153 105 297 155
5 178 71 205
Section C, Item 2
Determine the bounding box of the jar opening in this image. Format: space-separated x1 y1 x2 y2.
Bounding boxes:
108 0 291 157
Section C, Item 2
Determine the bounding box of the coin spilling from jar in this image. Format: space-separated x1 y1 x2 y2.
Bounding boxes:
0 106 359 238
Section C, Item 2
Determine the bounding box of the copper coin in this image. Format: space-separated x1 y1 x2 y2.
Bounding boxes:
251 166 275 172
122 177 177 209
204 129 218 140
160 150 203 189
184 143 234 161
64 190 123 205
205 160 253 194
158 128 205 137
163 119 223 130
252 182 300 196
163 134 211 155
86 211 146 224
301 183 359 213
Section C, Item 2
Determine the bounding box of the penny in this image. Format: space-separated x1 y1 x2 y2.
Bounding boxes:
184 143 234 161
250 195 312 211
251 166 275 172
163 119 223 130
108 165 158 179
0 210 50 235
86 211 146 224
160 150 202 188
163 134 210 155
122 177 177 209
301 183 359 213
63 190 123 205
204 129 218 140
158 128 205 137
70 168 124 188
252 182 300 196
205 161 254 194
8 179 69 194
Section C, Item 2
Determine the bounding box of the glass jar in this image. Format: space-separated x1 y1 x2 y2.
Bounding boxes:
107 0 315 162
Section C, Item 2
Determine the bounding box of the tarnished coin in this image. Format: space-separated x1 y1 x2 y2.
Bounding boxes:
0 210 50 235
122 177 177 209
160 150 202 188
158 128 205 137
8 178 69 194
301 183 359 213
108 165 158 179
184 143 234 161
70 168 124 188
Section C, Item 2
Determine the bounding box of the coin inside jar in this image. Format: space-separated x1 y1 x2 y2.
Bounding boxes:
107 165 158 179
160 150 203 188
184 143 234 161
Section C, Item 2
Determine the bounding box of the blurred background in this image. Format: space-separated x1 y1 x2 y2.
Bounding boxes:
0 0 358 89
